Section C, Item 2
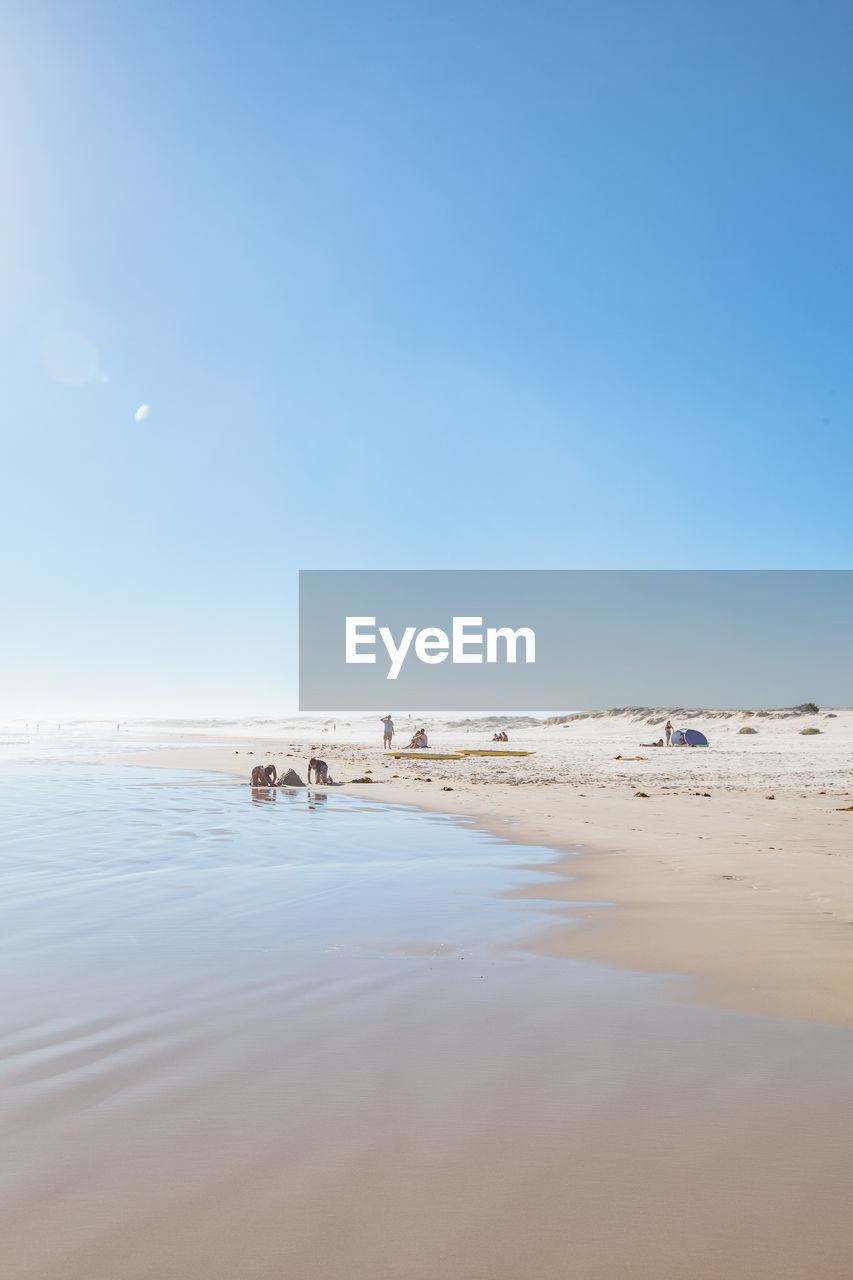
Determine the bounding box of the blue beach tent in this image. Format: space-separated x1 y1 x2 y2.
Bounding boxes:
672 728 709 747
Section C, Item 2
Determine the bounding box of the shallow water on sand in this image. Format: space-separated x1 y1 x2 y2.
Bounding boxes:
3 739 853 1280
0 752 562 973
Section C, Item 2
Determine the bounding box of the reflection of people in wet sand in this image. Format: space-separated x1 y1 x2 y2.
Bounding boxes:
665 720 673 747
640 739 665 748
251 764 277 786
381 715 394 747
307 757 332 784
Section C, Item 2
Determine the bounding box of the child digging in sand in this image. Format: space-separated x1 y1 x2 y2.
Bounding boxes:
307 758 332 784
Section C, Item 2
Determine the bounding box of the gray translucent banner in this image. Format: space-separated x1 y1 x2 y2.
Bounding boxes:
299 570 852 711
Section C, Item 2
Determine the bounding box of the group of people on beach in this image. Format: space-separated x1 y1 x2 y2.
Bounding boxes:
251 758 332 787
249 712 702 790
382 716 429 749
641 720 690 748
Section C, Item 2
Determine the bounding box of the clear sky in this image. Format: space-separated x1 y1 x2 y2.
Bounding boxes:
1 0 851 716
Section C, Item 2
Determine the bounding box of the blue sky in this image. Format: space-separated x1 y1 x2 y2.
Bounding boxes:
1 0 851 716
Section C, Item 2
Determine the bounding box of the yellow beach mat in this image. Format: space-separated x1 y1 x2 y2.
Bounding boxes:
456 749 535 757
386 752 465 760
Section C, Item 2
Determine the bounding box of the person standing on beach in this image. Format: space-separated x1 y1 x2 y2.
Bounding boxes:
381 715 394 748
665 719 673 747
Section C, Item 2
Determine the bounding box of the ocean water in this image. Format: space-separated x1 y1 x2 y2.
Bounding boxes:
0 733 570 995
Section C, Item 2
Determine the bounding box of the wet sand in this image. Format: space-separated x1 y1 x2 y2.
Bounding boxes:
4 740 853 1278
6 948 853 1280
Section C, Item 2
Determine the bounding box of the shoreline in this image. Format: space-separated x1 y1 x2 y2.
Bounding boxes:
107 721 853 1027
10 727 853 1279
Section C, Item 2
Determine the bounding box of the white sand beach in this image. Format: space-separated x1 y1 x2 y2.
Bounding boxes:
114 705 853 1025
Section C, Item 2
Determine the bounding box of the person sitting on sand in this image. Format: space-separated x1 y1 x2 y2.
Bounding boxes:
307 757 332 784
407 729 428 748
251 764 278 786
